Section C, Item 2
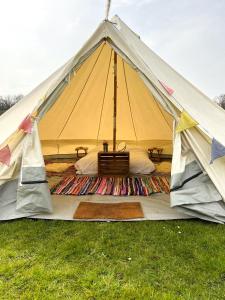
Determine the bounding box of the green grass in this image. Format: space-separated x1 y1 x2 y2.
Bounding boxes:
0 220 225 299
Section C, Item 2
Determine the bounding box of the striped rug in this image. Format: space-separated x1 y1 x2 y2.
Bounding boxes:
51 175 170 196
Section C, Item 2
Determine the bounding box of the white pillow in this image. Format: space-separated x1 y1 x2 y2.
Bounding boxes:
129 148 155 174
75 150 98 175
75 148 155 175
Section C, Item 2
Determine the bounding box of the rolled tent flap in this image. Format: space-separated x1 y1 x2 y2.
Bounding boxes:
171 132 225 223
16 122 52 214
0 179 30 220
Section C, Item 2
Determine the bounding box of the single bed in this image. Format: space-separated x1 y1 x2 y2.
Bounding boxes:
75 147 155 175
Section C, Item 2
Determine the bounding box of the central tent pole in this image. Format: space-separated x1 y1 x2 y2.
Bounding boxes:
113 50 117 152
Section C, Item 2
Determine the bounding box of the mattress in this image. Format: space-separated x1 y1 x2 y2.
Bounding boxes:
75 148 155 175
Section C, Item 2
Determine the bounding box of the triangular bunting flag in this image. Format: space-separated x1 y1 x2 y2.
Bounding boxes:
18 114 33 133
159 80 174 95
176 111 198 133
0 145 11 166
210 138 225 163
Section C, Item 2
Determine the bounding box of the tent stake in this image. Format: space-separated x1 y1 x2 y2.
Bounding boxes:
113 51 117 151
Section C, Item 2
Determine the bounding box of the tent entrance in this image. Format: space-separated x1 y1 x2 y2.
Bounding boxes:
39 40 175 221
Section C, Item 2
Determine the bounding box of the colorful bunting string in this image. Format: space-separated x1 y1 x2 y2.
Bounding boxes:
0 145 11 166
159 80 174 96
210 138 225 164
176 111 198 133
18 114 33 134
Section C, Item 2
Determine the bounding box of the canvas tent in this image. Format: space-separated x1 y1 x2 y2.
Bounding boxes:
0 15 225 222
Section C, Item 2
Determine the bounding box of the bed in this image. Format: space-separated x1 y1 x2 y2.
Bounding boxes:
75 147 155 175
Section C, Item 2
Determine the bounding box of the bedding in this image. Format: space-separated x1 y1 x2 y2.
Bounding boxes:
45 162 74 173
75 148 155 175
129 148 155 174
75 150 98 175
155 161 171 173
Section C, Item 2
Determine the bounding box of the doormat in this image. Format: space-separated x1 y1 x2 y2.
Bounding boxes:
51 175 170 196
73 202 144 220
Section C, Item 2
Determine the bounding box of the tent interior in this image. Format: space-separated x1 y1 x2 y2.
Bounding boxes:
39 42 173 155
35 42 190 221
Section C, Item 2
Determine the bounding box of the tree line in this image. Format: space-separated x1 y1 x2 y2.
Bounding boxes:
0 95 23 115
215 94 225 110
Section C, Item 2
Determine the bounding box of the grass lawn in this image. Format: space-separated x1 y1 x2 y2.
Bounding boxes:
0 219 225 299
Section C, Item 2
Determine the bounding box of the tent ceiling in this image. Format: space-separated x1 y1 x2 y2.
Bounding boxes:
39 42 173 143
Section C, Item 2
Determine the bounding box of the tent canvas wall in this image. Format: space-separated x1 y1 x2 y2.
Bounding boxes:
39 42 173 155
1 16 225 223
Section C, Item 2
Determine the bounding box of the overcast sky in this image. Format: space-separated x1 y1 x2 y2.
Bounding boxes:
0 0 224 98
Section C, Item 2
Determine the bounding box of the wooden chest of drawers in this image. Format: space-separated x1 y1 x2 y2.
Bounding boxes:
98 152 130 176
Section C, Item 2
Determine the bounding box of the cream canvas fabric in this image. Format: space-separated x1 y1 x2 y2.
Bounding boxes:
0 15 225 222
39 43 173 154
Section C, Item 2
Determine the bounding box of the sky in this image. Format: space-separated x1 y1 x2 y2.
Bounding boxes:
0 0 224 98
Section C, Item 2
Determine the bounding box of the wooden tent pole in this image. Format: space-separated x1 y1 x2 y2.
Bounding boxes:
113 51 117 151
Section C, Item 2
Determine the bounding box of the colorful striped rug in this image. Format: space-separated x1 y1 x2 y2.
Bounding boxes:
51 175 170 196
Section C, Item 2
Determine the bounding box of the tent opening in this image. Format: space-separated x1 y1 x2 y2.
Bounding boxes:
37 42 180 221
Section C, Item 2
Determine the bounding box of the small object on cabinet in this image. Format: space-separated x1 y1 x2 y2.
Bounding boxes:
103 141 109 152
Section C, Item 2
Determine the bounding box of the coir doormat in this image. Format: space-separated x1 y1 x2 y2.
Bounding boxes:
73 202 144 220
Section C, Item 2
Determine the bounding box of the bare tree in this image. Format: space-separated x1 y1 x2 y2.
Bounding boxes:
0 94 23 115
215 94 225 110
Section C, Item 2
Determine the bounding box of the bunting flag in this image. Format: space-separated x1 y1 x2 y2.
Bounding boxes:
159 80 174 95
210 138 225 164
18 114 33 133
176 111 198 133
0 145 11 166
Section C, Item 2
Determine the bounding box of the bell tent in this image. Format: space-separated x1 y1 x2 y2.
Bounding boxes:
0 16 225 222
